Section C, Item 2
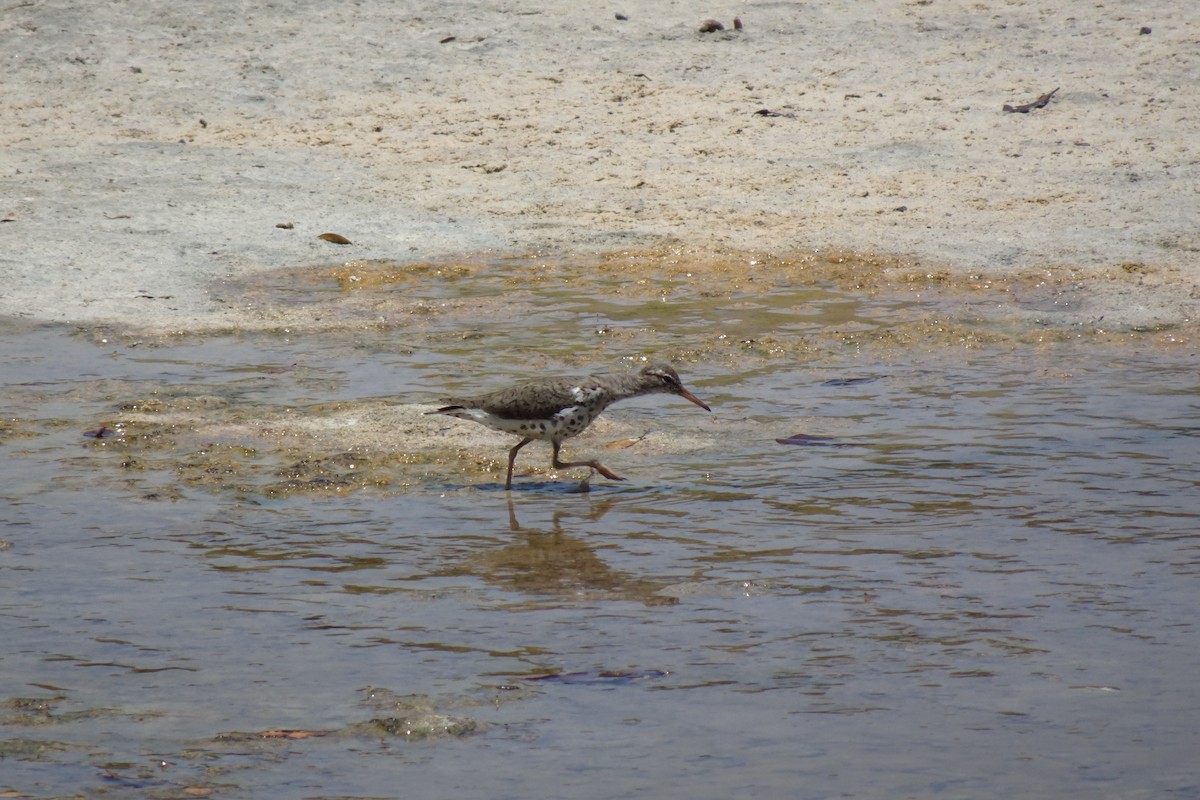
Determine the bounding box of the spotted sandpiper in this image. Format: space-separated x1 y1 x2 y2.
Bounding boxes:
426 363 711 489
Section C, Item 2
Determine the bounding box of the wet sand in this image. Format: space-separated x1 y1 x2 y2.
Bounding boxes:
2 0 1197 332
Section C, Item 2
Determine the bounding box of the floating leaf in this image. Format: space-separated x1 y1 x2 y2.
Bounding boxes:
776 433 847 447
821 376 880 387
525 669 668 685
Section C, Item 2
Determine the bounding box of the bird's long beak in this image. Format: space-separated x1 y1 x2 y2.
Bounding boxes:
678 388 712 412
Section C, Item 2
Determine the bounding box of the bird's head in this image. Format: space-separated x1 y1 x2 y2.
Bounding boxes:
640 364 711 411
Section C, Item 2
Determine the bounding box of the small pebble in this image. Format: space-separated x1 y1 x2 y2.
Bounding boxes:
698 19 724 33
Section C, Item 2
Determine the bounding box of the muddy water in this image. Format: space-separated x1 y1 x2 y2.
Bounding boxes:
1 255 1198 798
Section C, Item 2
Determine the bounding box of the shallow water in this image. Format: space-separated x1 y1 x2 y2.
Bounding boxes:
2 257 1198 798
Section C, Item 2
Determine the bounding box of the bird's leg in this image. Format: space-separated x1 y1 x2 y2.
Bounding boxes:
551 441 626 482
506 437 534 490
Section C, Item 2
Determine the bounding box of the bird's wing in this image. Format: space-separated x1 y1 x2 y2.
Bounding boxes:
479 377 596 420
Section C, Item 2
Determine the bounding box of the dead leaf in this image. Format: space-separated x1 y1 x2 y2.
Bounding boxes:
821 376 881 387
605 439 639 450
318 233 352 244
1003 87 1059 113
775 433 848 447
258 728 333 739
605 431 650 449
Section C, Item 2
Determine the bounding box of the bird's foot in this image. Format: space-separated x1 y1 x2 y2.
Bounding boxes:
552 458 625 484
593 464 625 482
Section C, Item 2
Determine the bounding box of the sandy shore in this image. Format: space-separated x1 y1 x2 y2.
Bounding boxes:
2 0 1196 332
